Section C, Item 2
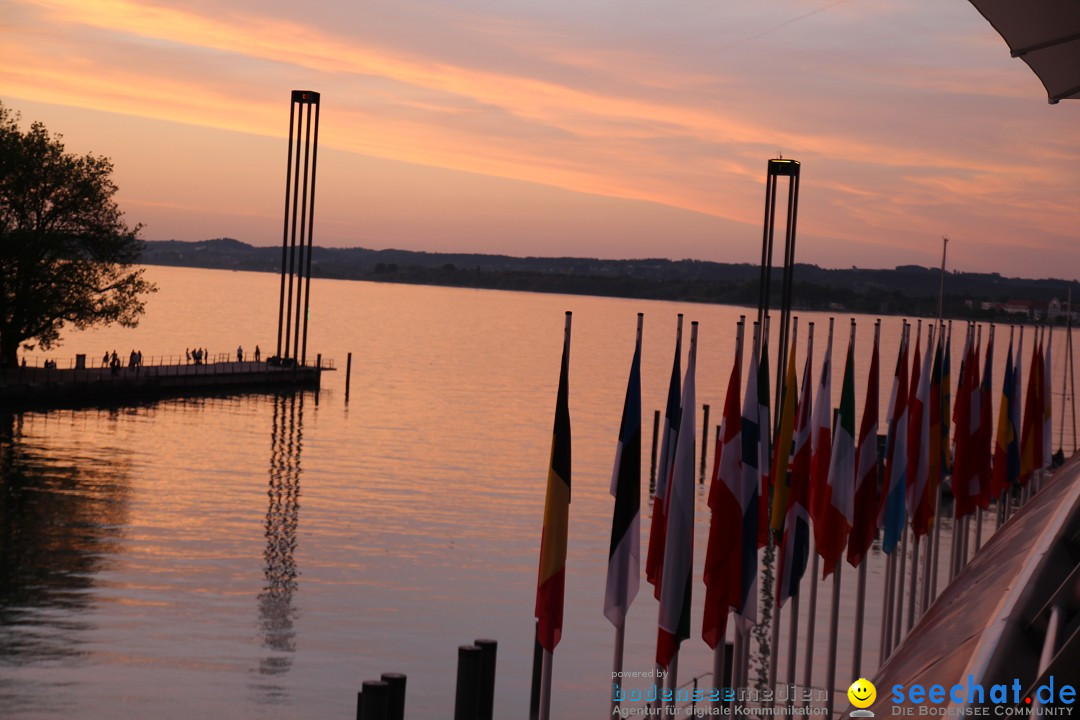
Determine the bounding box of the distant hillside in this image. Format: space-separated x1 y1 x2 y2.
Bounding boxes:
139 238 1079 321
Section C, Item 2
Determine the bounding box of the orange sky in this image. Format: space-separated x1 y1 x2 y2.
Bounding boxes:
2 0 1078 277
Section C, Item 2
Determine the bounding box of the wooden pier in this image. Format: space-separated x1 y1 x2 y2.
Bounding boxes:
0 357 330 410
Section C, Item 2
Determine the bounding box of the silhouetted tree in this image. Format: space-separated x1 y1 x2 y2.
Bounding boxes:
0 102 154 366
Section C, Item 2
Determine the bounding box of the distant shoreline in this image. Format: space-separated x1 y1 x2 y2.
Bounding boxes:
139 238 1080 324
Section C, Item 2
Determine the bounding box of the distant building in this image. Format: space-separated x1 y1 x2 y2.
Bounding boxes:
1002 299 1042 320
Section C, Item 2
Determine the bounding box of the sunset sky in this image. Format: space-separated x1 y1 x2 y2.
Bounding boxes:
2 0 1078 278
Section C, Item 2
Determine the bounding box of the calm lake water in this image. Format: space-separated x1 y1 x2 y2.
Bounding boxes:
1 265 1076 718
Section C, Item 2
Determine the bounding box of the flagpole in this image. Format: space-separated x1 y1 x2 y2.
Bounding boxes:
853 560 868 676
769 316 799 698
824 560 842 717
930 320 949 603
938 236 949 324
882 319 909 659
906 319 929 630
539 649 553 720
1069 305 1078 455
949 322 973 582
880 550 895 662
998 324 1016 532
657 320 698 713
537 311 572 720
709 316 744 708
802 316 832 699
824 318 855 718
974 324 994 555
918 321 939 617
802 549 818 696
666 653 679 711
851 318 879 678
786 588 799 691
611 622 624 713
1059 290 1071 455
961 323 982 573
894 526 907 647
907 533 920 630
713 640 727 708
609 313 644 716
925 508 940 613
784 319 812 696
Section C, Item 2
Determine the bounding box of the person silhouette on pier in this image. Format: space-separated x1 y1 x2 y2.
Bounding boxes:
237 346 243 362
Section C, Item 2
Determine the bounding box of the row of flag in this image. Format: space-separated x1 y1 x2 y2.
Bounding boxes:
532 311 1058 711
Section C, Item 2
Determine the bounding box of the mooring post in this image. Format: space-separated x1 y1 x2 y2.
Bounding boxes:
474 639 497 720
380 673 406 720
700 403 710 483
649 409 660 491
359 680 389 720
345 352 353 401
454 645 481 720
316 353 321 370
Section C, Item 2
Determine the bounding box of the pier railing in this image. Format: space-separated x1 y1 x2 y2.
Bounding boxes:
7 353 335 371
0 353 333 408
2 354 335 384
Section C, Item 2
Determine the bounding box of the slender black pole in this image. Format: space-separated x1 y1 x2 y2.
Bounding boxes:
649 409 660 493
700 403 710 483
529 620 542 720
283 101 304 360
276 101 297 358
758 172 778 338
345 352 353 402
300 99 321 366
293 101 313 362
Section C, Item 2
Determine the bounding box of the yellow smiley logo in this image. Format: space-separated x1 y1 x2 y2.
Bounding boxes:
848 678 876 709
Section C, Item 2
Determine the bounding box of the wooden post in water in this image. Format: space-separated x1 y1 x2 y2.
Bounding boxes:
380 673 407 720
474 639 497 720
359 680 389 720
454 645 481 720
345 352 353 402
650 409 660 491
700 403 710 483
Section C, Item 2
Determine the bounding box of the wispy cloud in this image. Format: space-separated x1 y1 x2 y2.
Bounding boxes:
2 0 1078 276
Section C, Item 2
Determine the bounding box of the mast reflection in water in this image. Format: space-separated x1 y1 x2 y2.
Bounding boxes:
251 393 304 702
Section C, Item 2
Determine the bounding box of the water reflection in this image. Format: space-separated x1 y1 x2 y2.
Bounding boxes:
0 412 131 710
251 393 304 702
